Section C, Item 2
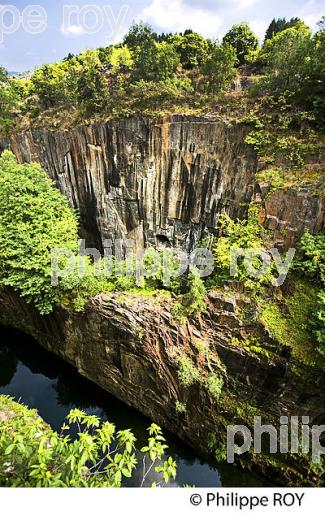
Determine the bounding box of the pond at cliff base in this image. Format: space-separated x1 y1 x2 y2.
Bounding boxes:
0 326 269 487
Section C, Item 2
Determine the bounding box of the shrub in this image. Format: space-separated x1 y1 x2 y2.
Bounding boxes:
0 151 78 314
205 374 223 401
294 232 325 353
177 356 200 388
213 206 274 289
172 271 207 320
0 396 177 488
175 401 186 414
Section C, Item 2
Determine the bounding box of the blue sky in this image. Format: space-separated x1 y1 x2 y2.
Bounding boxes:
1 0 324 71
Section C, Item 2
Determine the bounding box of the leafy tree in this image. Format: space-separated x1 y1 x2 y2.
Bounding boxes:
0 67 19 134
303 18 325 126
0 151 79 314
125 23 178 81
154 42 179 80
109 45 133 68
30 62 72 109
223 23 259 65
168 32 208 69
74 50 105 114
123 22 157 50
0 397 177 488
260 24 312 97
264 17 306 43
201 41 237 93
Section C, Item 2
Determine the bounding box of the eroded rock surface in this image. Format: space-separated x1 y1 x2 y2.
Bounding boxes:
1 115 323 251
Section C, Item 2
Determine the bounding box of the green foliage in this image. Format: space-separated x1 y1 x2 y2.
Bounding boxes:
260 280 319 364
168 32 208 70
240 93 322 170
123 22 156 50
75 51 105 115
223 23 259 65
0 396 177 488
140 423 177 486
0 67 19 134
30 62 72 110
3 18 322 131
0 155 203 316
175 401 186 414
205 374 223 401
232 336 271 358
207 433 227 463
260 24 312 94
177 356 200 388
264 17 307 43
213 206 274 289
124 23 178 82
172 271 207 319
0 151 78 314
200 41 237 93
295 232 325 353
260 19 325 127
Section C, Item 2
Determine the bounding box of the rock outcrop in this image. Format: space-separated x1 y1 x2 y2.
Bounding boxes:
1 115 323 252
1 286 325 486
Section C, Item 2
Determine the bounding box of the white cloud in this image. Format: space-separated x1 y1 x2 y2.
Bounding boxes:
139 0 223 36
183 0 256 9
249 19 268 42
60 24 86 37
233 0 257 8
298 0 324 32
302 12 323 31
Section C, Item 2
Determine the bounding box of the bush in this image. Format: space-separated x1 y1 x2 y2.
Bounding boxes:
0 396 177 488
213 206 274 288
177 356 200 388
0 151 79 314
172 270 207 320
205 374 223 401
294 232 325 353
0 68 19 134
223 23 259 65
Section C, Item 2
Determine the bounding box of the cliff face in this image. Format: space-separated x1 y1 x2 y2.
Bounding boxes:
0 115 324 485
1 115 323 251
1 286 325 485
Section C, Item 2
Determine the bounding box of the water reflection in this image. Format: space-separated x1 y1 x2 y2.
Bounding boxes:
0 326 268 487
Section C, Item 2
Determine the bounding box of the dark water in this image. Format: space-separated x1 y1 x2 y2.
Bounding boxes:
0 326 268 487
